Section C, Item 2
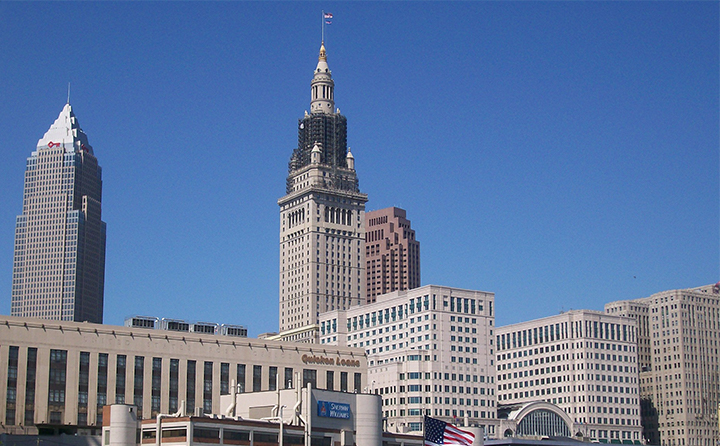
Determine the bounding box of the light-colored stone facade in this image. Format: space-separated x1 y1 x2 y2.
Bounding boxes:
605 283 720 446
496 310 643 443
318 285 497 436
0 315 366 434
11 104 106 323
278 44 367 341
365 207 420 303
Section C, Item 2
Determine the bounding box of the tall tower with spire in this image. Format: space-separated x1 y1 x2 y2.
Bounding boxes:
10 103 106 323
278 43 368 341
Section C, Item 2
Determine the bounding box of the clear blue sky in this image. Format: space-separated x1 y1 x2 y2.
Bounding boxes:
0 2 717 336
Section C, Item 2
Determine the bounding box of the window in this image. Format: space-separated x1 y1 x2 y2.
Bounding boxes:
340 372 348 392
152 358 162 416
133 356 144 410
284 368 294 389
269 367 278 391
221 363 230 395
253 365 262 392
203 362 213 414
303 369 317 389
326 371 334 391
77 351 90 424
49 349 68 418
236 364 246 393
169 359 179 413
24 347 37 425
97 353 109 423
116 355 127 404
6 346 19 425
187 360 196 411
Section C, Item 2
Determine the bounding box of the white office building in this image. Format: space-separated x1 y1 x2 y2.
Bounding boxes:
318 285 497 436
496 310 643 443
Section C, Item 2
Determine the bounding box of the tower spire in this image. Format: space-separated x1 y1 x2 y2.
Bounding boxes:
310 42 335 114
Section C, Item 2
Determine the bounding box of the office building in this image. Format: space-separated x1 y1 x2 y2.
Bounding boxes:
319 285 497 436
605 283 720 446
365 207 420 302
278 43 368 340
0 315 366 434
11 103 106 323
496 310 643 443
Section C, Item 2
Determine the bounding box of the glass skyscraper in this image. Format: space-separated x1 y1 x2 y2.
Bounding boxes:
11 103 106 323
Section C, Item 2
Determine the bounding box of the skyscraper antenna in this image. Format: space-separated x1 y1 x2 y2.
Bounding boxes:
67 82 71 104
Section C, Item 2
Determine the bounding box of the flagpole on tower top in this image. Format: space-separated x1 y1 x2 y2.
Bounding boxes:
321 10 332 43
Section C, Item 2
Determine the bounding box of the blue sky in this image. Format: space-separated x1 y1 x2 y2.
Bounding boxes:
0 2 717 336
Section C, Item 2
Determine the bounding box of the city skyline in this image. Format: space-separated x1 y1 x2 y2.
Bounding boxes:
0 3 717 336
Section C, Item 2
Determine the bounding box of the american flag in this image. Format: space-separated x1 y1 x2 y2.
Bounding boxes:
324 12 333 19
424 416 475 446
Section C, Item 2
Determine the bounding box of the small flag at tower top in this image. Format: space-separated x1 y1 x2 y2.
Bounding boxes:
321 11 333 42
424 416 475 446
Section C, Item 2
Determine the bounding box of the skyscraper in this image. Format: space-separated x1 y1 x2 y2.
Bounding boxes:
365 207 420 302
605 283 720 446
11 103 106 323
278 43 368 340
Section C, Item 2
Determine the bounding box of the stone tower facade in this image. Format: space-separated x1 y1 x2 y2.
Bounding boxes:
278 43 368 341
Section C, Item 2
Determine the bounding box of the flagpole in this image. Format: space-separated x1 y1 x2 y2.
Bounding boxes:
321 10 325 43
422 415 426 444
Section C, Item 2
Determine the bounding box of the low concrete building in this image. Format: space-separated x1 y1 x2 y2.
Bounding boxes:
102 386 425 446
0 316 366 434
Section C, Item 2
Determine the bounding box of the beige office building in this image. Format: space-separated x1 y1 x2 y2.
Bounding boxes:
496 310 643 443
319 285 497 436
365 207 420 303
0 315 366 434
278 43 367 341
11 103 106 323
605 283 720 446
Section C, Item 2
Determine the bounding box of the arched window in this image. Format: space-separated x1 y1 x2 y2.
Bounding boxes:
516 409 571 437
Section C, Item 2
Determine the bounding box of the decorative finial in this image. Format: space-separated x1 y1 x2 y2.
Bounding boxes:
319 43 327 62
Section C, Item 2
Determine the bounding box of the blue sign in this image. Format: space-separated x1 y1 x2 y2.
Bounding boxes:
317 400 351 419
